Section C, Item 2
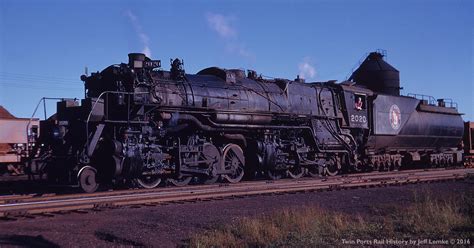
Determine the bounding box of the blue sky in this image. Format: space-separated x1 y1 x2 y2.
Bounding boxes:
0 0 472 120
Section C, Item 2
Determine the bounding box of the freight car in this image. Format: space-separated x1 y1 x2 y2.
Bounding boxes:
464 122 474 167
25 51 465 192
0 106 39 175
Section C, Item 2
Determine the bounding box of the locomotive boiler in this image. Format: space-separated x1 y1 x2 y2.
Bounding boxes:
27 52 464 192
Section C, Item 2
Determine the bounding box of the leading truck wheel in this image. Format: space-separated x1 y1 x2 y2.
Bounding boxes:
78 166 99 193
221 144 245 183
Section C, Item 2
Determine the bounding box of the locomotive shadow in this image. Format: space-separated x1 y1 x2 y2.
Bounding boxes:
94 231 145 247
0 178 79 196
0 234 60 248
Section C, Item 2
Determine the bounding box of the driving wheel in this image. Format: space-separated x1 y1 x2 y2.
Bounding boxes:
221 144 245 183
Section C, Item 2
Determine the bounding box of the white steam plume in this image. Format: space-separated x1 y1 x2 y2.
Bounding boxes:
298 57 316 79
206 13 236 39
125 10 151 57
206 12 255 62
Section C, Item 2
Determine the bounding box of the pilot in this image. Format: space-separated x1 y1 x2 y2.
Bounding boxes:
355 97 363 110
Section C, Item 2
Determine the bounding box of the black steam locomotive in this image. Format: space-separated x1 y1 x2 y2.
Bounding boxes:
28 52 464 192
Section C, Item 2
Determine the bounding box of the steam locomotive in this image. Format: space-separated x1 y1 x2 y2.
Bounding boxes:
27 51 465 192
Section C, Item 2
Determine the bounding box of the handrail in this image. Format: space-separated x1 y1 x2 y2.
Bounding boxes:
26 97 77 156
407 93 436 105
407 93 459 109
437 98 458 109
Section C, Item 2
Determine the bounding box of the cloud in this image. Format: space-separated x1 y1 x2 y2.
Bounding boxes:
298 57 316 79
125 10 151 57
206 13 236 39
206 12 254 62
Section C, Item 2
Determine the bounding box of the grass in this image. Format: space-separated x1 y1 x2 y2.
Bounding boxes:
186 191 474 247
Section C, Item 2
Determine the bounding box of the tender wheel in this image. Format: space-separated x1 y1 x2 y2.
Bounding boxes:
135 175 162 189
447 157 453 166
287 166 304 179
221 144 245 183
373 161 380 171
167 176 192 187
392 160 401 171
78 166 99 193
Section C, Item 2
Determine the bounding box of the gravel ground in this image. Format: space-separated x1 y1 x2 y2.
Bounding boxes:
0 179 472 247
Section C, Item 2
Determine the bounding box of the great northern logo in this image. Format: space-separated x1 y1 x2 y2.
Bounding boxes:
389 104 401 130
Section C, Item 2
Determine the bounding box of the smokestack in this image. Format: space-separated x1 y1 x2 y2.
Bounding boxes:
128 53 146 69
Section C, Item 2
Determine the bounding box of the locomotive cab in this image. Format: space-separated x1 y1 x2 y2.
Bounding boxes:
338 83 372 130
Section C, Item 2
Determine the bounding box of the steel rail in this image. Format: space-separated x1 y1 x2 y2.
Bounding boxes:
0 167 464 204
0 168 472 218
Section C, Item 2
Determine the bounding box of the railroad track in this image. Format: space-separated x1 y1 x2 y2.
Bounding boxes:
0 167 466 203
0 168 472 219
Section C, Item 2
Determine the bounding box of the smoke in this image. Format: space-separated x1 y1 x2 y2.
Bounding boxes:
206 13 236 39
206 12 255 62
225 43 256 61
298 57 316 79
125 10 151 57
142 46 151 58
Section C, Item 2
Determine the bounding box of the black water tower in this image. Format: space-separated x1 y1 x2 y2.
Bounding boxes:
349 52 400 95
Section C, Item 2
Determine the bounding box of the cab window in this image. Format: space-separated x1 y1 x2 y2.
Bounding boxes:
354 94 366 110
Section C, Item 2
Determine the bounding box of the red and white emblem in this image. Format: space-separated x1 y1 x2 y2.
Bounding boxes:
389 104 401 130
